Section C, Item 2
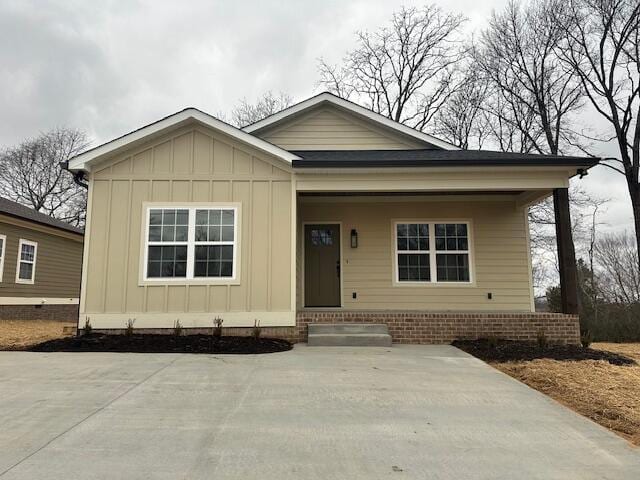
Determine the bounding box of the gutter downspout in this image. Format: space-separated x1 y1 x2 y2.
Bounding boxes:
59 160 88 338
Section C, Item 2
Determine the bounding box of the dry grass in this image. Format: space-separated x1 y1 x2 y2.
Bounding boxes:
493 342 640 446
0 320 76 350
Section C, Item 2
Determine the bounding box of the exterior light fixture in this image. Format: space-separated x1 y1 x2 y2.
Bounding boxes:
350 229 358 248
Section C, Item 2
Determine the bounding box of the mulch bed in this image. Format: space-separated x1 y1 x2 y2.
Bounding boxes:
28 334 292 354
453 339 636 366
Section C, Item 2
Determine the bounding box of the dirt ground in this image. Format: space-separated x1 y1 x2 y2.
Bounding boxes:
493 342 640 446
0 320 76 350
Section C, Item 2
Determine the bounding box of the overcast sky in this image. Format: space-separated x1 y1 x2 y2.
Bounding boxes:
0 0 632 234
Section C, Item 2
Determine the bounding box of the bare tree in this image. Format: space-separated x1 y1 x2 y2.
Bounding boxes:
558 0 640 270
595 231 640 303
432 73 491 149
318 5 468 131
230 91 293 128
0 128 89 227
482 90 542 153
528 185 608 294
475 0 584 155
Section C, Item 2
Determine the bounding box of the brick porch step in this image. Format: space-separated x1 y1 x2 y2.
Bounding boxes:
307 323 392 347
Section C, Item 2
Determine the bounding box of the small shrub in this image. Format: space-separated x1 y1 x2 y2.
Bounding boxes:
536 329 548 350
174 319 183 337
125 318 136 336
213 317 223 338
581 330 594 348
83 317 92 336
252 319 261 341
487 335 499 349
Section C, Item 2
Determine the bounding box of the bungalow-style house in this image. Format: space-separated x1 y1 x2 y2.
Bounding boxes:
0 197 83 320
66 92 596 344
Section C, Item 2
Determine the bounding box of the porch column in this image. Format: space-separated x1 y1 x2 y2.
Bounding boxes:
553 188 579 314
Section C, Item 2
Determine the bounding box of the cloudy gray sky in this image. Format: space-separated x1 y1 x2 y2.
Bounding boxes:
0 0 631 233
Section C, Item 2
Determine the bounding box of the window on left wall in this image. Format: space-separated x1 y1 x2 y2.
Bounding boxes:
16 239 37 284
144 206 238 281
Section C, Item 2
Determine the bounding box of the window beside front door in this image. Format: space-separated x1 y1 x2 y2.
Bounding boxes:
394 221 471 284
143 205 239 283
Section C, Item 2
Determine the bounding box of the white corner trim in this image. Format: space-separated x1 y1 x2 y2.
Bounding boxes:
15 239 37 285
243 92 459 151
67 108 301 172
0 234 6 283
0 297 79 305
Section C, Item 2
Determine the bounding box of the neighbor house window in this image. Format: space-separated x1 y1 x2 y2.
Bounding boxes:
144 206 238 281
0 234 6 282
16 239 37 284
394 222 471 283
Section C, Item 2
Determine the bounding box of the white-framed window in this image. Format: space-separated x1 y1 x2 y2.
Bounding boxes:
0 234 6 282
143 205 238 281
16 239 37 284
394 221 471 284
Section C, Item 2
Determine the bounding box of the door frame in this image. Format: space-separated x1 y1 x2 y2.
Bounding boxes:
301 221 344 308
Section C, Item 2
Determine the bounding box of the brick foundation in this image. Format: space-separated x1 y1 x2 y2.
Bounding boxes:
295 311 580 345
0 304 79 322
92 310 580 345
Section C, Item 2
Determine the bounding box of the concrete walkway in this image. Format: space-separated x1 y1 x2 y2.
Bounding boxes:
0 345 638 479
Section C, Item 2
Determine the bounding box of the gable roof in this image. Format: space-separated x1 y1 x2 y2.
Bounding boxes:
67 108 301 172
0 197 84 235
242 92 459 151
290 149 599 169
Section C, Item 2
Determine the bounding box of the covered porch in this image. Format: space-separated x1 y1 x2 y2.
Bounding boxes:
292 163 582 344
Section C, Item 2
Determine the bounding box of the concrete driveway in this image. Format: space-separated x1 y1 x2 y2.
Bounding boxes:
0 345 638 479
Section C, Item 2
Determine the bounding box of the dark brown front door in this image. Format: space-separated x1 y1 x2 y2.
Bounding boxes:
304 224 341 307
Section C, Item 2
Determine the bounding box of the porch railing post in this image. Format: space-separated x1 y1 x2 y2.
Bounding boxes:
553 188 579 314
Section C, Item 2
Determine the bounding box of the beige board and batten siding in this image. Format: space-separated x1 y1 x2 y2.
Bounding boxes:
82 124 294 329
256 105 426 150
298 199 534 312
0 216 82 300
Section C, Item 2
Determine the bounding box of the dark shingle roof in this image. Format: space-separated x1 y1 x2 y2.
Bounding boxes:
0 197 84 235
290 149 599 169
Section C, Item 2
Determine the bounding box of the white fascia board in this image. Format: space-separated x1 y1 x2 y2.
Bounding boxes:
67 108 301 172
243 92 459 151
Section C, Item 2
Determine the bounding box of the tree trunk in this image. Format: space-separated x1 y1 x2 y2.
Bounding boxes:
629 181 640 274
554 188 579 315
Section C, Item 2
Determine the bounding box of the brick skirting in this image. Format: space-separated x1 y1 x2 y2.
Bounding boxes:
91 311 580 345
0 304 79 322
294 311 580 345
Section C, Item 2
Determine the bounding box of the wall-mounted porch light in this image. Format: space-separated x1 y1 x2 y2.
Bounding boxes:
350 229 358 248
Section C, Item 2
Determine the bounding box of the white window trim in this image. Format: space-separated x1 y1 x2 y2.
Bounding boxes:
392 220 474 286
139 202 241 285
0 234 6 282
15 239 37 285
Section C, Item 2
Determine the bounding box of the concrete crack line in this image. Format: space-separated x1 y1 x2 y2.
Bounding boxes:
0 356 181 478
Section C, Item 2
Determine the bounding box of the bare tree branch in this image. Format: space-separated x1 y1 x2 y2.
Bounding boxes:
317 5 468 132
556 0 640 270
0 128 89 227
230 91 293 128
475 0 584 156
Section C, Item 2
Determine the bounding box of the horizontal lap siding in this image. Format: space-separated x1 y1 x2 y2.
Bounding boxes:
298 200 533 311
0 220 82 298
259 106 424 150
84 126 292 318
